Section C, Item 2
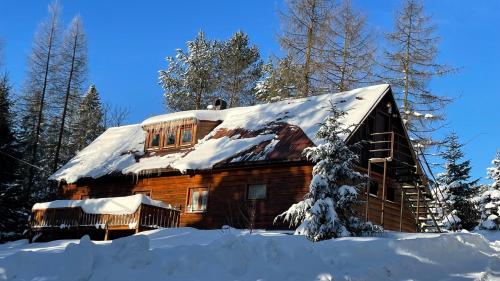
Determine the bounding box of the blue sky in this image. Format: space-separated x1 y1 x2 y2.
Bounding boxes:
0 0 499 182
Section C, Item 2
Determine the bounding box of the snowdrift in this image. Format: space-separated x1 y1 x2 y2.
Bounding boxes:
0 228 499 281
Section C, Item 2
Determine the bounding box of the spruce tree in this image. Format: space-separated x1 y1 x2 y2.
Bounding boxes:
476 152 500 230
275 103 380 241
383 0 453 148
218 31 262 107
159 31 219 111
435 133 479 230
0 75 28 241
71 85 105 152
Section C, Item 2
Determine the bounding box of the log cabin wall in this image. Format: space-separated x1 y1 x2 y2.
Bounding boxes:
60 163 417 232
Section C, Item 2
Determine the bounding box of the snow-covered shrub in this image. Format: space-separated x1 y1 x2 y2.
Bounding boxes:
274 102 380 241
476 152 500 230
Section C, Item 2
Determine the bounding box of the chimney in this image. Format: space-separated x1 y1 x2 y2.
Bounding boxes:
214 99 227 110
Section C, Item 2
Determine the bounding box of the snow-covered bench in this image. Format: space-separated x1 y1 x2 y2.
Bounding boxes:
29 194 180 242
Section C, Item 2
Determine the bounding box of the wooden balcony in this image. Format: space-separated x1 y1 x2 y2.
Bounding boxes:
29 203 180 242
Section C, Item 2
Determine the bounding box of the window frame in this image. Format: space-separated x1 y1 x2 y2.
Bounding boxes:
163 129 178 148
186 187 209 213
147 128 162 150
247 184 267 200
179 125 195 146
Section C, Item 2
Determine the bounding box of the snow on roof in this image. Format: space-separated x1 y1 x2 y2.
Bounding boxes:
32 194 170 215
141 110 226 127
51 84 390 183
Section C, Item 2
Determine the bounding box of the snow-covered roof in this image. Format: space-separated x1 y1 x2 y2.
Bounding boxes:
50 84 391 183
32 194 170 215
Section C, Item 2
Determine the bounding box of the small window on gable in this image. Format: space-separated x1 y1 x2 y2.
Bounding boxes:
181 127 193 144
150 131 161 148
247 184 267 200
187 188 208 213
369 180 379 196
165 130 176 147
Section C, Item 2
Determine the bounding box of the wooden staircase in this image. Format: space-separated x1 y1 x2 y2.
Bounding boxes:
366 131 452 233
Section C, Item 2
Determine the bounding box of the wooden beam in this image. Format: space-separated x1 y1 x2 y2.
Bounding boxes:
365 161 372 222
399 186 404 232
380 160 387 226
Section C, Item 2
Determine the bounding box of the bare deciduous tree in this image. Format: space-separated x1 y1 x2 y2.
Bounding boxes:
383 0 454 147
279 0 334 97
103 103 131 128
324 0 376 92
52 16 87 172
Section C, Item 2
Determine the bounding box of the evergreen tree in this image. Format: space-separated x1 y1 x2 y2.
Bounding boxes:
324 0 376 92
275 103 380 241
255 56 304 102
71 85 105 152
159 31 219 111
0 75 28 241
476 152 500 230
52 16 87 172
435 133 479 230
383 0 453 148
217 31 262 107
279 0 334 97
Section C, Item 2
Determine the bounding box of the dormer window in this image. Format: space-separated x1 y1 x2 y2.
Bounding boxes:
143 118 220 151
150 131 161 148
181 127 193 145
165 130 176 147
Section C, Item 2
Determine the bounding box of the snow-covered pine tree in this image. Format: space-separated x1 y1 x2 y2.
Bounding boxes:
217 31 262 107
159 31 219 111
275 102 380 241
476 152 500 230
0 74 29 241
71 85 105 152
383 0 454 149
435 133 479 230
255 56 305 102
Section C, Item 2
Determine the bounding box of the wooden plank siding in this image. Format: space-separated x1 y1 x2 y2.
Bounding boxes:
60 163 417 232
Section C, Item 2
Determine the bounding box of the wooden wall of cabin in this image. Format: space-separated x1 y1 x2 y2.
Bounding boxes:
59 163 417 232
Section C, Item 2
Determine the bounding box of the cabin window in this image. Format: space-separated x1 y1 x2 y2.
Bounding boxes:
134 190 152 197
165 130 176 146
247 184 267 200
150 132 161 148
187 188 208 213
80 194 89 200
181 128 193 144
369 180 379 196
386 185 396 202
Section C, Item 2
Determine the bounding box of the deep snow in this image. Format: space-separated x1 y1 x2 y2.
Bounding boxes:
0 228 499 281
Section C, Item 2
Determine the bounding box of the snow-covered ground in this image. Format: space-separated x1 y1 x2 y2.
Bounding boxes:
0 228 499 281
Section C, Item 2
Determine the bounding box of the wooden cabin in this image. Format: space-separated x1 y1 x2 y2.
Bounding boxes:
47 84 441 236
